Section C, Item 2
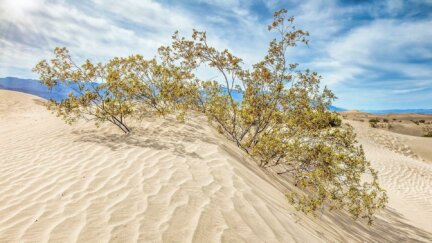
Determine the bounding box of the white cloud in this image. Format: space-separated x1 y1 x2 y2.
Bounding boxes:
316 19 432 87
0 0 431 109
0 0 174 76
0 0 270 79
392 87 426 94
91 0 195 32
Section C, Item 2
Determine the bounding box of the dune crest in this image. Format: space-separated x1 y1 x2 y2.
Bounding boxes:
1 90 431 242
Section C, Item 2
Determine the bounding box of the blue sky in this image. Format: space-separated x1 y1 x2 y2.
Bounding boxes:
0 0 431 110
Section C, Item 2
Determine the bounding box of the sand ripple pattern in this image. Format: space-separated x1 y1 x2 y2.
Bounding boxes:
1 91 432 242
0 91 323 242
353 121 432 233
367 129 420 160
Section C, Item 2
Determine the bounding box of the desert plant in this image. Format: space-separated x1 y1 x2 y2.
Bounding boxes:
382 118 389 123
33 48 197 133
329 113 343 127
33 48 134 133
164 9 387 224
369 118 379 128
411 120 420 125
419 119 425 123
33 8 387 224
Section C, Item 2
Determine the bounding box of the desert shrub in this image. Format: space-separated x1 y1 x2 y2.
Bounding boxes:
411 120 420 125
164 9 387 224
382 118 389 123
423 126 432 137
419 120 426 123
33 8 387 224
329 113 343 127
369 118 379 128
33 49 197 133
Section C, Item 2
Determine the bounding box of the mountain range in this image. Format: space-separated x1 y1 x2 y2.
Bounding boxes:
1 77 431 114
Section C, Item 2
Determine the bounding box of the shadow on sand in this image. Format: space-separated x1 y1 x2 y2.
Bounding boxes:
72 117 218 159
73 116 432 242
270 171 432 242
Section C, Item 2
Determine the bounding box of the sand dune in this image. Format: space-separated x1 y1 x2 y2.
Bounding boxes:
349 121 432 231
340 110 432 121
340 110 432 137
1 90 432 242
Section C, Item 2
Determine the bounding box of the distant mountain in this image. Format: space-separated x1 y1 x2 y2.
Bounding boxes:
329 105 347 112
0 77 73 101
0 77 95 101
1 77 431 114
0 77 241 102
360 109 432 115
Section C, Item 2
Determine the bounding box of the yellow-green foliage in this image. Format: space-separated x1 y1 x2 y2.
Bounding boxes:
33 9 387 224
33 48 196 132
163 9 387 224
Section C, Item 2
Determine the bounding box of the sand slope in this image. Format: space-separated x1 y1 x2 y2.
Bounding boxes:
350 121 432 232
1 90 432 242
0 90 324 242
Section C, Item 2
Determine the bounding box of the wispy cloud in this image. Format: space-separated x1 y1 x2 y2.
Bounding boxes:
0 0 431 109
322 18 432 109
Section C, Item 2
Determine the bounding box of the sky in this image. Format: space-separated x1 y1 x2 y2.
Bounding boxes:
0 0 431 110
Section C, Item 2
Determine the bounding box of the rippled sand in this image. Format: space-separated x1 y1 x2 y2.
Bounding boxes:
0 90 431 242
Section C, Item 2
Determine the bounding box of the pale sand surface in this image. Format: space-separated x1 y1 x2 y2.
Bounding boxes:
349 120 432 231
340 110 432 137
1 90 432 242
